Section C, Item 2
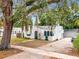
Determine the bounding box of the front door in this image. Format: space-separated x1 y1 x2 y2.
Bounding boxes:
34 31 38 39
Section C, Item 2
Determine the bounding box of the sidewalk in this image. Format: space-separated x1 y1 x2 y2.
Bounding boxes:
4 52 54 59
4 45 58 59
4 38 79 59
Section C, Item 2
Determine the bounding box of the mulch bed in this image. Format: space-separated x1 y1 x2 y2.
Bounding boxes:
0 48 22 59
15 40 51 48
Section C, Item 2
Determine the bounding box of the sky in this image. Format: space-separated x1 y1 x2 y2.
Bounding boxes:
76 0 79 5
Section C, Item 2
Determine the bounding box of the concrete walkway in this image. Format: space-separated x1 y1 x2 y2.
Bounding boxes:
4 38 79 59
38 38 72 53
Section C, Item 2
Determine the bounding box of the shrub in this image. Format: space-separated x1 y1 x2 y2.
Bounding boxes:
73 34 79 49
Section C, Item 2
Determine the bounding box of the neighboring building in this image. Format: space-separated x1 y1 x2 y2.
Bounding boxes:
0 28 22 37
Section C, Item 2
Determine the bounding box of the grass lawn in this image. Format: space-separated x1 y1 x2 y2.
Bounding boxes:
16 40 51 48
11 37 33 45
0 37 33 44
0 37 51 48
0 37 50 48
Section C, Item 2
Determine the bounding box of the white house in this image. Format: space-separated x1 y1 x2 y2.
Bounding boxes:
24 24 64 41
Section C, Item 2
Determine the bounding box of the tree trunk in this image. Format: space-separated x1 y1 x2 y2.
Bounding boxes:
0 21 13 50
0 0 13 50
21 25 24 38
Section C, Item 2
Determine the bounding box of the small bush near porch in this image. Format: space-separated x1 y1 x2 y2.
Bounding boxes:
73 34 79 50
